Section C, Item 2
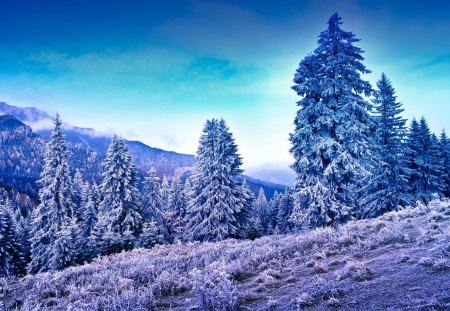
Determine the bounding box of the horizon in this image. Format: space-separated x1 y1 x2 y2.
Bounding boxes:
1 0 449 171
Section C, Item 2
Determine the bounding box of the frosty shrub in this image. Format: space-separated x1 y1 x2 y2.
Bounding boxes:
292 292 314 308
190 263 239 311
337 259 374 281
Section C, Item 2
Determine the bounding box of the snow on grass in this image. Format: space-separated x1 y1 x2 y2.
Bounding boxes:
1 200 449 310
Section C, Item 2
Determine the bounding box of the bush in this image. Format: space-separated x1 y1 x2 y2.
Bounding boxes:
190 263 239 311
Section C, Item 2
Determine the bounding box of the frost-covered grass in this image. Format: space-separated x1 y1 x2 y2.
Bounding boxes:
1 200 449 310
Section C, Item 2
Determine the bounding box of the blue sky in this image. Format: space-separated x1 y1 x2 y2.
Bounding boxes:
1 0 449 170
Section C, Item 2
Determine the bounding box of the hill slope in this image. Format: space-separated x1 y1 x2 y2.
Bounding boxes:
1 200 449 310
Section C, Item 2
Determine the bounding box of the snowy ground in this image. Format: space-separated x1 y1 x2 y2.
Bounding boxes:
1 200 449 310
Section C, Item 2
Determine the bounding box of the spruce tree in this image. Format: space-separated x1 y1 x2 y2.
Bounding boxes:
438 130 450 197
254 188 271 235
289 13 374 229
187 119 245 242
141 167 168 242
168 176 188 241
278 187 295 234
236 179 256 238
0 199 22 276
29 115 80 273
73 169 87 221
269 191 281 230
160 175 171 211
97 136 144 254
138 221 163 248
361 74 413 218
406 117 443 204
82 183 100 239
0 206 11 277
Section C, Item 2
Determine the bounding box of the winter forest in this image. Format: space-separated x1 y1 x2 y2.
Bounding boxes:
1 12 449 311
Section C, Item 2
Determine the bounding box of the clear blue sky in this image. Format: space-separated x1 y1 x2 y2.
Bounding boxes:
1 0 449 170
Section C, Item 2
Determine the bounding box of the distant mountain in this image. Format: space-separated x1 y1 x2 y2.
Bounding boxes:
0 115 45 194
0 102 286 198
0 102 196 176
246 165 296 185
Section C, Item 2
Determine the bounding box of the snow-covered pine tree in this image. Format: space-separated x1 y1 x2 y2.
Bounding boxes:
168 176 187 241
0 199 23 276
278 187 295 234
237 179 257 239
254 188 271 235
141 167 169 242
81 183 100 261
438 130 450 197
361 74 413 218
0 205 10 277
406 117 443 204
73 169 87 221
269 191 281 230
16 212 31 274
289 13 374 229
187 119 245 242
28 115 80 274
97 136 144 254
160 175 170 211
138 220 163 248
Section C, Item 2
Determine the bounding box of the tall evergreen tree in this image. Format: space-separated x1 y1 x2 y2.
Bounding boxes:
0 205 11 277
406 117 443 204
73 169 87 221
361 74 413 218
29 115 79 273
289 13 374 229
82 183 100 239
0 199 22 276
254 188 271 235
269 191 281 230
168 176 188 241
187 119 246 242
97 136 144 255
278 187 295 234
141 167 168 242
238 179 258 239
16 212 32 273
160 175 171 211
438 130 450 197
235 179 256 238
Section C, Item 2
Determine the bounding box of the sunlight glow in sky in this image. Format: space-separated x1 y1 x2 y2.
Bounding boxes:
1 0 449 170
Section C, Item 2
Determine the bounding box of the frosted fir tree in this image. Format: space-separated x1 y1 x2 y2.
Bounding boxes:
406 117 443 204
73 169 87 221
168 176 188 240
138 221 163 248
289 13 374 229
438 130 450 197
0 199 22 276
278 187 295 234
361 74 413 218
29 115 80 274
82 183 100 239
269 191 281 230
0 205 11 277
97 136 144 254
50 217 78 271
254 188 271 235
187 119 245 242
141 167 168 242
16 213 32 274
236 179 256 238
160 175 171 211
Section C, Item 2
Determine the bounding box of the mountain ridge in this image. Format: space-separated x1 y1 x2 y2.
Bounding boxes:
0 103 286 197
